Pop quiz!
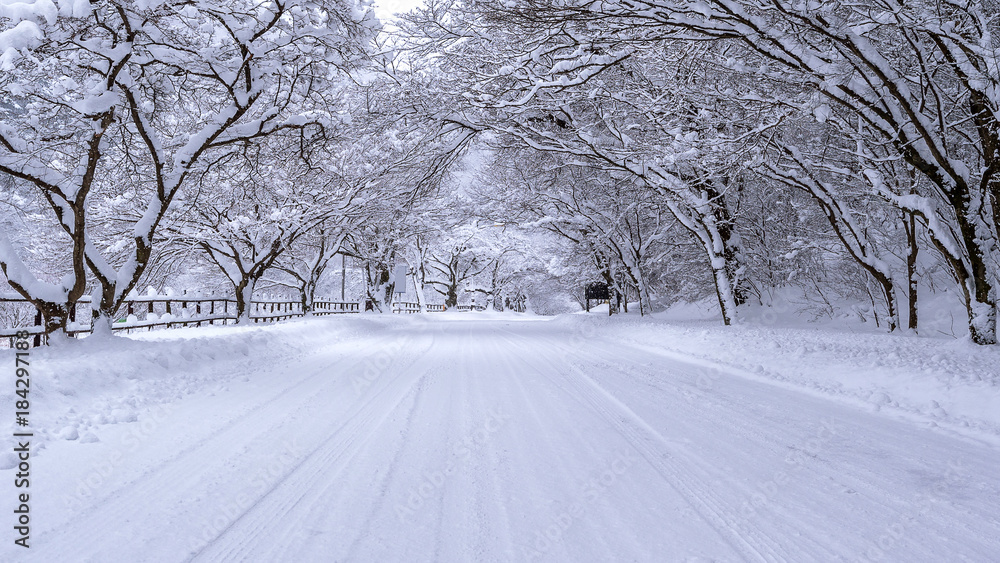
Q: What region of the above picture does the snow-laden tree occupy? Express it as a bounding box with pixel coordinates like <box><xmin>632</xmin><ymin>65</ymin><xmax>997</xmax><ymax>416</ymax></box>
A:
<box><xmin>457</xmin><ymin>0</ymin><xmax>1000</xmax><ymax>340</ymax></box>
<box><xmin>401</xmin><ymin>3</ymin><xmax>754</xmax><ymax>324</ymax></box>
<box><xmin>0</xmin><ymin>0</ymin><xmax>379</xmax><ymax>336</ymax></box>
<box><xmin>464</xmin><ymin>226</ymin><xmax>529</xmax><ymax>311</ymax></box>
<box><xmin>755</xmin><ymin>114</ymin><xmax>906</xmax><ymax>332</ymax></box>
<box><xmin>419</xmin><ymin>222</ymin><xmax>494</xmax><ymax>308</ymax></box>
<box><xmin>475</xmin><ymin>147</ymin><xmax>677</xmax><ymax>314</ymax></box>
<box><xmin>168</xmin><ymin>135</ymin><xmax>365</xmax><ymax>321</ymax></box>
<box><xmin>347</xmin><ymin>213</ymin><xmax>406</xmax><ymax>310</ymax></box>
<box><xmin>269</xmin><ymin>225</ymin><xmax>351</xmax><ymax>313</ymax></box>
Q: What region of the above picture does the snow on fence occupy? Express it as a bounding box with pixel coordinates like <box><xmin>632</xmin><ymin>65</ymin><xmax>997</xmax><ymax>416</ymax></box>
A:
<box><xmin>392</xmin><ymin>302</ymin><xmax>422</xmax><ymax>314</ymax></box>
<box><xmin>0</xmin><ymin>291</ymin><xmax>359</xmax><ymax>347</ymax></box>
<box><xmin>312</xmin><ymin>301</ymin><xmax>361</xmax><ymax>315</ymax></box>
<box><xmin>391</xmin><ymin>302</ymin><xmax>451</xmax><ymax>313</ymax></box>
<box><xmin>391</xmin><ymin>302</ymin><xmax>476</xmax><ymax>313</ymax></box>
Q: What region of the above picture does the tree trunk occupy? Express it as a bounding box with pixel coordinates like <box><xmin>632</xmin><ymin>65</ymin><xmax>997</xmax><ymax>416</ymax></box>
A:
<box><xmin>667</xmin><ymin>177</ymin><xmax>746</xmax><ymax>326</ymax></box>
<box><xmin>40</xmin><ymin>302</ymin><xmax>71</xmax><ymax>338</ymax></box>
<box><xmin>414</xmin><ymin>273</ymin><xmax>427</xmax><ymax>312</ymax></box>
<box><xmin>903</xmin><ymin>210</ymin><xmax>919</xmax><ymax>331</ymax></box>
<box><xmin>234</xmin><ymin>278</ymin><xmax>255</xmax><ymax>323</ymax></box>
<box><xmin>90</xmin><ymin>310</ymin><xmax>115</xmax><ymax>337</ymax></box>
<box><xmin>711</xmin><ymin>262</ymin><xmax>740</xmax><ymax>326</ymax></box>
<box><xmin>949</xmin><ymin>184</ymin><xmax>997</xmax><ymax>344</ymax></box>
<box><xmin>2</xmin><ymin>236</ymin><xmax>87</xmax><ymax>341</ymax></box>
<box><xmin>445</xmin><ymin>283</ymin><xmax>459</xmax><ymax>308</ymax></box>
<box><xmin>710</xmin><ymin>191</ymin><xmax>750</xmax><ymax>307</ymax></box>
<box><xmin>300</xmin><ymin>278</ymin><xmax>317</xmax><ymax>315</ymax></box>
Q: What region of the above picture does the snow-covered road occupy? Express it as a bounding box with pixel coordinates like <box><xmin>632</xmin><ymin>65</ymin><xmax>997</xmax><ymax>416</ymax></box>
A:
<box><xmin>10</xmin><ymin>315</ymin><xmax>1000</xmax><ymax>561</ymax></box>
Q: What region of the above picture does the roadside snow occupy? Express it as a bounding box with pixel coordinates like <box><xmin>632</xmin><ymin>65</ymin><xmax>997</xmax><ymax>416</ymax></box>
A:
<box><xmin>559</xmin><ymin>313</ymin><xmax>1000</xmax><ymax>443</ymax></box>
<box><xmin>0</xmin><ymin>318</ymin><xmax>375</xmax><ymax>471</ymax></box>
<box><xmin>0</xmin><ymin>311</ymin><xmax>997</xmax><ymax>561</ymax></box>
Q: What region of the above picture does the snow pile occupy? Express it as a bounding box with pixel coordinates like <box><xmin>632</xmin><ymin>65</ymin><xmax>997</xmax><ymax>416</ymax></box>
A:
<box><xmin>0</xmin><ymin>317</ymin><xmax>375</xmax><ymax>470</ymax></box>
<box><xmin>554</xmin><ymin>311</ymin><xmax>1000</xmax><ymax>442</ymax></box>
<box><xmin>0</xmin><ymin>0</ymin><xmax>90</xmax><ymax>70</ymax></box>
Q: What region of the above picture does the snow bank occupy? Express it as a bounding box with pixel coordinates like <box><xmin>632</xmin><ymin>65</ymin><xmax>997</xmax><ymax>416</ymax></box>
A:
<box><xmin>4</xmin><ymin>309</ymin><xmax>997</xmax><ymax>477</ymax></box>
<box><xmin>0</xmin><ymin>317</ymin><xmax>378</xmax><ymax>470</ymax></box>
<box><xmin>552</xmin><ymin>311</ymin><xmax>1000</xmax><ymax>444</ymax></box>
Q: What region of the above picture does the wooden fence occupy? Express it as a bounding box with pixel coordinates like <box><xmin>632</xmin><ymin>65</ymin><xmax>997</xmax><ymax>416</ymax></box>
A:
<box><xmin>391</xmin><ymin>302</ymin><xmax>481</xmax><ymax>314</ymax></box>
<box><xmin>1</xmin><ymin>293</ymin><xmax>359</xmax><ymax>347</ymax></box>
<box><xmin>1</xmin><ymin>291</ymin><xmax>492</xmax><ymax>347</ymax></box>
<box><xmin>392</xmin><ymin>302</ymin><xmax>452</xmax><ymax>314</ymax></box>
<box><xmin>391</xmin><ymin>301</ymin><xmax>422</xmax><ymax>314</ymax></box>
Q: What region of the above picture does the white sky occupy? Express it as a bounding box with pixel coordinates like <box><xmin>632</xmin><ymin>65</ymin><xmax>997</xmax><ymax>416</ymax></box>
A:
<box><xmin>372</xmin><ymin>0</ymin><xmax>425</xmax><ymax>20</ymax></box>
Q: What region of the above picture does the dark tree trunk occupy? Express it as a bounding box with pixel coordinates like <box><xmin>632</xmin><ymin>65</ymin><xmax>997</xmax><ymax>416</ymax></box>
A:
<box><xmin>904</xmin><ymin>210</ymin><xmax>919</xmax><ymax>331</ymax></box>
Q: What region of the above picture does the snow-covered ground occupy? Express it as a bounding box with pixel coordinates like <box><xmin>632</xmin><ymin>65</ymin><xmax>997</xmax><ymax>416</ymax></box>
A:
<box><xmin>1</xmin><ymin>312</ymin><xmax>999</xmax><ymax>561</ymax></box>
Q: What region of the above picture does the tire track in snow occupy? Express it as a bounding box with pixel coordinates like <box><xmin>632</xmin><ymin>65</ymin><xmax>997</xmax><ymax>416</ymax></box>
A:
<box><xmin>34</xmin><ymin>331</ymin><xmax>431</xmax><ymax>562</ymax></box>
<box><xmin>339</xmin><ymin>371</ymin><xmax>431</xmax><ymax>560</ymax></box>
<box><xmin>190</xmin><ymin>335</ymin><xmax>438</xmax><ymax>562</ymax></box>
<box><xmin>563</xmin><ymin>355</ymin><xmax>846</xmax><ymax>558</ymax></box>
<box><xmin>488</xmin><ymin>326</ymin><xmax>652</xmax><ymax>562</ymax></box>
<box><xmin>496</xmin><ymin>326</ymin><xmax>802</xmax><ymax>562</ymax></box>
<box><xmin>459</xmin><ymin>324</ymin><xmax>522</xmax><ymax>562</ymax></box>
<box><xmin>562</xmin><ymin>335</ymin><xmax>1000</xmax><ymax>560</ymax></box>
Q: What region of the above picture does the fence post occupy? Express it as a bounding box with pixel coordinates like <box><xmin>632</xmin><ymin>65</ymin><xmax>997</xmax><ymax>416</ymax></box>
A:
<box><xmin>33</xmin><ymin>311</ymin><xmax>42</xmax><ymax>347</ymax></box>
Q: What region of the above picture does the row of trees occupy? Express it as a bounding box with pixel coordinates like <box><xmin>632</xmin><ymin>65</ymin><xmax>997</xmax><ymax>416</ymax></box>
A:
<box><xmin>0</xmin><ymin>0</ymin><xmax>385</xmax><ymax>334</ymax></box>
<box><xmin>0</xmin><ymin>0</ymin><xmax>525</xmax><ymax>334</ymax></box>
<box><xmin>3</xmin><ymin>0</ymin><xmax>999</xmax><ymax>344</ymax></box>
<box><xmin>391</xmin><ymin>0</ymin><xmax>1000</xmax><ymax>344</ymax></box>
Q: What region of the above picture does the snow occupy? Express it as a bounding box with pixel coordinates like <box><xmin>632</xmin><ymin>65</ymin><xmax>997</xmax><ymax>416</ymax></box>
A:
<box><xmin>813</xmin><ymin>103</ymin><xmax>831</xmax><ymax>123</ymax></box>
<box><xmin>2</xmin><ymin>313</ymin><xmax>999</xmax><ymax>560</ymax></box>
<box><xmin>0</xmin><ymin>20</ymin><xmax>41</xmax><ymax>69</ymax></box>
<box><xmin>0</xmin><ymin>231</ymin><xmax>69</xmax><ymax>303</ymax></box>
<box><xmin>592</xmin><ymin>310</ymin><xmax>1000</xmax><ymax>441</ymax></box>
<box><xmin>0</xmin><ymin>0</ymin><xmax>55</xmax><ymax>24</ymax></box>
<box><xmin>70</xmin><ymin>91</ymin><xmax>119</xmax><ymax>115</ymax></box>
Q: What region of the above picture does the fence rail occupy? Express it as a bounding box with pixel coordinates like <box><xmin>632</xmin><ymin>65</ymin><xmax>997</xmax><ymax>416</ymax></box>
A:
<box><xmin>392</xmin><ymin>301</ymin><xmax>421</xmax><ymax>314</ymax></box>
<box><xmin>313</xmin><ymin>301</ymin><xmax>360</xmax><ymax>315</ymax></box>
<box><xmin>1</xmin><ymin>294</ymin><xmax>360</xmax><ymax>347</ymax></box>
<box><xmin>391</xmin><ymin>302</ymin><xmax>481</xmax><ymax>313</ymax></box>
<box><xmin>2</xmin><ymin>292</ymin><xmax>489</xmax><ymax>346</ymax></box>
